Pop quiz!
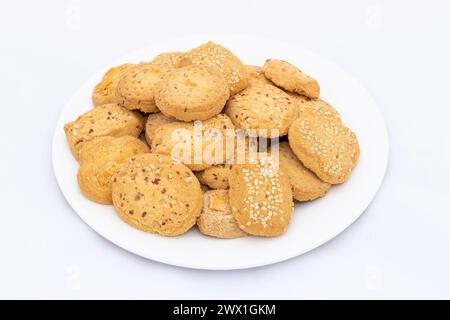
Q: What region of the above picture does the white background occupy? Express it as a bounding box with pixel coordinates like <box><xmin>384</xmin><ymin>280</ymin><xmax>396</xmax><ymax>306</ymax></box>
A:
<box><xmin>0</xmin><ymin>0</ymin><xmax>449</xmax><ymax>299</ymax></box>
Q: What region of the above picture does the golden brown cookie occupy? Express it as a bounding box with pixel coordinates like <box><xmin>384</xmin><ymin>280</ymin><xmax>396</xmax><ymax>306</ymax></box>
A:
<box><xmin>115</xmin><ymin>62</ymin><xmax>171</xmax><ymax>113</ymax></box>
<box><xmin>246</xmin><ymin>65</ymin><xmax>271</xmax><ymax>85</ymax></box>
<box><xmin>77</xmin><ymin>136</ymin><xmax>149</xmax><ymax>204</ymax></box>
<box><xmin>288</xmin><ymin>112</ymin><xmax>360</xmax><ymax>184</ymax></box>
<box><xmin>111</xmin><ymin>153</ymin><xmax>203</xmax><ymax>236</ymax></box>
<box><xmin>263</xmin><ymin>59</ymin><xmax>320</xmax><ymax>98</ymax></box>
<box><xmin>276</xmin><ymin>142</ymin><xmax>331</xmax><ymax>201</ymax></box>
<box><xmin>197</xmin><ymin>190</ymin><xmax>248</xmax><ymax>239</ymax></box>
<box><xmin>92</xmin><ymin>63</ymin><xmax>135</xmax><ymax>107</ymax></box>
<box><xmin>229</xmin><ymin>154</ymin><xmax>294</xmax><ymax>237</ymax></box>
<box><xmin>156</xmin><ymin>65</ymin><xmax>229</xmax><ymax>121</ymax></box>
<box><xmin>64</xmin><ymin>103</ymin><xmax>144</xmax><ymax>160</ymax></box>
<box><xmin>289</xmin><ymin>93</ymin><xmax>340</xmax><ymax>119</ymax></box>
<box><xmin>151</xmin><ymin>114</ymin><xmax>235</xmax><ymax>171</ymax></box>
<box><xmin>225</xmin><ymin>83</ymin><xmax>299</xmax><ymax>138</ymax></box>
<box><xmin>178</xmin><ymin>41</ymin><xmax>249</xmax><ymax>95</ymax></box>
<box><xmin>144</xmin><ymin>112</ymin><xmax>176</xmax><ymax>147</ymax></box>
<box><xmin>195</xmin><ymin>164</ymin><xmax>232</xmax><ymax>189</ymax></box>
<box><xmin>150</xmin><ymin>51</ymin><xmax>183</xmax><ymax>68</ymax></box>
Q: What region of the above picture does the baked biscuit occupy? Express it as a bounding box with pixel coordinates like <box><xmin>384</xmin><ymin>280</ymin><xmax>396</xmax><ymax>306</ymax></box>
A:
<box><xmin>229</xmin><ymin>154</ymin><xmax>294</xmax><ymax>237</ymax></box>
<box><xmin>288</xmin><ymin>112</ymin><xmax>360</xmax><ymax>184</ymax></box>
<box><xmin>196</xmin><ymin>164</ymin><xmax>232</xmax><ymax>189</ymax></box>
<box><xmin>156</xmin><ymin>65</ymin><xmax>229</xmax><ymax>121</ymax></box>
<box><xmin>77</xmin><ymin>136</ymin><xmax>149</xmax><ymax>204</ymax></box>
<box><xmin>150</xmin><ymin>51</ymin><xmax>183</xmax><ymax>68</ymax></box>
<box><xmin>151</xmin><ymin>114</ymin><xmax>235</xmax><ymax>171</ymax></box>
<box><xmin>197</xmin><ymin>190</ymin><xmax>248</xmax><ymax>239</ymax></box>
<box><xmin>64</xmin><ymin>103</ymin><xmax>144</xmax><ymax>160</ymax></box>
<box><xmin>263</xmin><ymin>59</ymin><xmax>320</xmax><ymax>98</ymax></box>
<box><xmin>111</xmin><ymin>153</ymin><xmax>203</xmax><ymax>236</ymax></box>
<box><xmin>115</xmin><ymin>62</ymin><xmax>171</xmax><ymax>113</ymax></box>
<box><xmin>225</xmin><ymin>83</ymin><xmax>299</xmax><ymax>138</ymax></box>
<box><xmin>289</xmin><ymin>93</ymin><xmax>340</xmax><ymax>119</ymax></box>
<box><xmin>144</xmin><ymin>112</ymin><xmax>175</xmax><ymax>147</ymax></box>
<box><xmin>178</xmin><ymin>41</ymin><xmax>249</xmax><ymax>95</ymax></box>
<box><xmin>92</xmin><ymin>63</ymin><xmax>135</xmax><ymax>107</ymax></box>
<box><xmin>276</xmin><ymin>142</ymin><xmax>331</xmax><ymax>201</ymax></box>
<box><xmin>246</xmin><ymin>65</ymin><xmax>271</xmax><ymax>85</ymax></box>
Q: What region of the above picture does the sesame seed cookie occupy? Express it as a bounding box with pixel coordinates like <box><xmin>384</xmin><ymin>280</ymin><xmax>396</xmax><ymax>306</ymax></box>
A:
<box><xmin>263</xmin><ymin>59</ymin><xmax>320</xmax><ymax>98</ymax></box>
<box><xmin>111</xmin><ymin>153</ymin><xmax>203</xmax><ymax>236</ymax></box>
<box><xmin>195</xmin><ymin>164</ymin><xmax>232</xmax><ymax>189</ymax></box>
<box><xmin>225</xmin><ymin>83</ymin><xmax>299</xmax><ymax>138</ymax></box>
<box><xmin>276</xmin><ymin>142</ymin><xmax>331</xmax><ymax>201</ymax></box>
<box><xmin>289</xmin><ymin>93</ymin><xmax>340</xmax><ymax>119</ymax></box>
<box><xmin>178</xmin><ymin>41</ymin><xmax>249</xmax><ymax>95</ymax></box>
<box><xmin>197</xmin><ymin>190</ymin><xmax>248</xmax><ymax>239</ymax></box>
<box><xmin>288</xmin><ymin>111</ymin><xmax>360</xmax><ymax>184</ymax></box>
<box><xmin>77</xmin><ymin>136</ymin><xmax>150</xmax><ymax>204</ymax></box>
<box><xmin>64</xmin><ymin>103</ymin><xmax>144</xmax><ymax>160</ymax></box>
<box><xmin>115</xmin><ymin>62</ymin><xmax>171</xmax><ymax>113</ymax></box>
<box><xmin>229</xmin><ymin>154</ymin><xmax>294</xmax><ymax>237</ymax></box>
<box><xmin>155</xmin><ymin>65</ymin><xmax>230</xmax><ymax>121</ymax></box>
<box><xmin>92</xmin><ymin>63</ymin><xmax>135</xmax><ymax>107</ymax></box>
<box><xmin>151</xmin><ymin>114</ymin><xmax>235</xmax><ymax>171</ymax></box>
<box><xmin>144</xmin><ymin>112</ymin><xmax>176</xmax><ymax>147</ymax></box>
<box><xmin>150</xmin><ymin>51</ymin><xmax>183</xmax><ymax>68</ymax></box>
<box><xmin>246</xmin><ymin>65</ymin><xmax>271</xmax><ymax>85</ymax></box>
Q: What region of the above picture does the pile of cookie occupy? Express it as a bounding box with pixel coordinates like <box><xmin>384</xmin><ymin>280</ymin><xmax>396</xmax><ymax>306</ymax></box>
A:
<box><xmin>64</xmin><ymin>41</ymin><xmax>360</xmax><ymax>238</ymax></box>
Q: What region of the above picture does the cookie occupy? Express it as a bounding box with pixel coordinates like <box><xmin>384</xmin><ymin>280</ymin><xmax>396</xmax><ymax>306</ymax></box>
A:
<box><xmin>151</xmin><ymin>114</ymin><xmax>235</xmax><ymax>171</ymax></box>
<box><xmin>263</xmin><ymin>59</ymin><xmax>320</xmax><ymax>98</ymax></box>
<box><xmin>288</xmin><ymin>111</ymin><xmax>360</xmax><ymax>184</ymax></box>
<box><xmin>225</xmin><ymin>83</ymin><xmax>299</xmax><ymax>137</ymax></box>
<box><xmin>229</xmin><ymin>154</ymin><xmax>294</xmax><ymax>237</ymax></box>
<box><xmin>289</xmin><ymin>93</ymin><xmax>340</xmax><ymax>119</ymax></box>
<box><xmin>178</xmin><ymin>41</ymin><xmax>249</xmax><ymax>95</ymax></box>
<box><xmin>246</xmin><ymin>65</ymin><xmax>271</xmax><ymax>85</ymax></box>
<box><xmin>150</xmin><ymin>51</ymin><xmax>183</xmax><ymax>68</ymax></box>
<box><xmin>92</xmin><ymin>63</ymin><xmax>135</xmax><ymax>107</ymax></box>
<box><xmin>115</xmin><ymin>62</ymin><xmax>171</xmax><ymax>113</ymax></box>
<box><xmin>111</xmin><ymin>153</ymin><xmax>203</xmax><ymax>236</ymax></box>
<box><xmin>144</xmin><ymin>112</ymin><xmax>176</xmax><ymax>147</ymax></box>
<box><xmin>197</xmin><ymin>190</ymin><xmax>248</xmax><ymax>239</ymax></box>
<box><xmin>64</xmin><ymin>103</ymin><xmax>144</xmax><ymax>160</ymax></box>
<box><xmin>195</xmin><ymin>164</ymin><xmax>232</xmax><ymax>189</ymax></box>
<box><xmin>77</xmin><ymin>136</ymin><xmax>150</xmax><ymax>204</ymax></box>
<box><xmin>276</xmin><ymin>142</ymin><xmax>331</xmax><ymax>201</ymax></box>
<box><xmin>156</xmin><ymin>65</ymin><xmax>229</xmax><ymax>121</ymax></box>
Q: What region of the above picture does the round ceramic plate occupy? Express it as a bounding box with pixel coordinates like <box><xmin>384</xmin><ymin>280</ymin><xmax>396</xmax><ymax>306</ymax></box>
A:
<box><xmin>52</xmin><ymin>34</ymin><xmax>389</xmax><ymax>270</ymax></box>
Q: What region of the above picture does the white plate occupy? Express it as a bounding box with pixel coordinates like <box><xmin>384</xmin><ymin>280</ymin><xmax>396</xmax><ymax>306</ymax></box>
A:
<box><xmin>52</xmin><ymin>34</ymin><xmax>389</xmax><ymax>270</ymax></box>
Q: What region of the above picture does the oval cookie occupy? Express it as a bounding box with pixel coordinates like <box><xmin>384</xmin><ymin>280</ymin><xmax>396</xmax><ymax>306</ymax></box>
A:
<box><xmin>195</xmin><ymin>164</ymin><xmax>232</xmax><ymax>189</ymax></box>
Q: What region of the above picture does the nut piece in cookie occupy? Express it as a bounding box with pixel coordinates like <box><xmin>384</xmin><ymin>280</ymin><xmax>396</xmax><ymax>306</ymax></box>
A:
<box><xmin>197</xmin><ymin>190</ymin><xmax>248</xmax><ymax>239</ymax></box>
<box><xmin>276</xmin><ymin>142</ymin><xmax>331</xmax><ymax>201</ymax></box>
<box><xmin>178</xmin><ymin>41</ymin><xmax>249</xmax><ymax>95</ymax></box>
<box><xmin>151</xmin><ymin>114</ymin><xmax>235</xmax><ymax>171</ymax></box>
<box><xmin>288</xmin><ymin>112</ymin><xmax>360</xmax><ymax>184</ymax></box>
<box><xmin>263</xmin><ymin>59</ymin><xmax>320</xmax><ymax>98</ymax></box>
<box><xmin>225</xmin><ymin>83</ymin><xmax>299</xmax><ymax>138</ymax></box>
<box><xmin>77</xmin><ymin>136</ymin><xmax>149</xmax><ymax>204</ymax></box>
<box><xmin>150</xmin><ymin>51</ymin><xmax>183</xmax><ymax>68</ymax></box>
<box><xmin>115</xmin><ymin>62</ymin><xmax>171</xmax><ymax>113</ymax></box>
<box><xmin>145</xmin><ymin>112</ymin><xmax>176</xmax><ymax>147</ymax></box>
<box><xmin>92</xmin><ymin>63</ymin><xmax>135</xmax><ymax>107</ymax></box>
<box><xmin>112</xmin><ymin>153</ymin><xmax>203</xmax><ymax>236</ymax></box>
<box><xmin>64</xmin><ymin>103</ymin><xmax>144</xmax><ymax>160</ymax></box>
<box><xmin>156</xmin><ymin>65</ymin><xmax>230</xmax><ymax>121</ymax></box>
<box><xmin>195</xmin><ymin>164</ymin><xmax>232</xmax><ymax>189</ymax></box>
<box><xmin>229</xmin><ymin>154</ymin><xmax>294</xmax><ymax>237</ymax></box>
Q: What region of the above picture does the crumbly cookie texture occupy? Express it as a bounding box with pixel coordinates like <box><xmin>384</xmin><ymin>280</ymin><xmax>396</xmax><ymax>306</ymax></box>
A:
<box><xmin>115</xmin><ymin>62</ymin><xmax>171</xmax><ymax>113</ymax></box>
<box><xmin>111</xmin><ymin>153</ymin><xmax>203</xmax><ymax>236</ymax></box>
<box><xmin>225</xmin><ymin>83</ymin><xmax>299</xmax><ymax>138</ymax></box>
<box><xmin>145</xmin><ymin>112</ymin><xmax>176</xmax><ymax>147</ymax></box>
<box><xmin>276</xmin><ymin>142</ymin><xmax>331</xmax><ymax>201</ymax></box>
<box><xmin>263</xmin><ymin>59</ymin><xmax>320</xmax><ymax>98</ymax></box>
<box><xmin>246</xmin><ymin>65</ymin><xmax>272</xmax><ymax>85</ymax></box>
<box><xmin>178</xmin><ymin>41</ymin><xmax>249</xmax><ymax>95</ymax></box>
<box><xmin>156</xmin><ymin>65</ymin><xmax>230</xmax><ymax>121</ymax></box>
<box><xmin>289</xmin><ymin>93</ymin><xmax>340</xmax><ymax>119</ymax></box>
<box><xmin>64</xmin><ymin>103</ymin><xmax>144</xmax><ymax>160</ymax></box>
<box><xmin>196</xmin><ymin>164</ymin><xmax>232</xmax><ymax>189</ymax></box>
<box><xmin>229</xmin><ymin>154</ymin><xmax>294</xmax><ymax>237</ymax></box>
<box><xmin>197</xmin><ymin>190</ymin><xmax>248</xmax><ymax>239</ymax></box>
<box><xmin>288</xmin><ymin>111</ymin><xmax>360</xmax><ymax>184</ymax></box>
<box><xmin>77</xmin><ymin>136</ymin><xmax>149</xmax><ymax>204</ymax></box>
<box><xmin>150</xmin><ymin>52</ymin><xmax>183</xmax><ymax>68</ymax></box>
<box><xmin>151</xmin><ymin>114</ymin><xmax>235</xmax><ymax>171</ymax></box>
<box><xmin>92</xmin><ymin>63</ymin><xmax>135</xmax><ymax>107</ymax></box>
